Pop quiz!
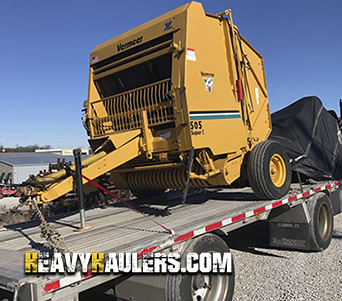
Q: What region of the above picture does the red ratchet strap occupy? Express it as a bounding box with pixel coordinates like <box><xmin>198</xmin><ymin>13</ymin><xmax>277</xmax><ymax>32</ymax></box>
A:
<box><xmin>82</xmin><ymin>174</ymin><xmax>175</xmax><ymax>236</ymax></box>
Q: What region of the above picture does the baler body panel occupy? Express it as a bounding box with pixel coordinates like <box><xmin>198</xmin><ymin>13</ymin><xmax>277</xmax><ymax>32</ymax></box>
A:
<box><xmin>184</xmin><ymin>3</ymin><xmax>247</xmax><ymax>155</ymax></box>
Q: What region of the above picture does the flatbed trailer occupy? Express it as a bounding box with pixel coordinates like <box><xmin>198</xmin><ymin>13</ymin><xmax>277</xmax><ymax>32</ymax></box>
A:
<box><xmin>0</xmin><ymin>181</ymin><xmax>341</xmax><ymax>301</ymax></box>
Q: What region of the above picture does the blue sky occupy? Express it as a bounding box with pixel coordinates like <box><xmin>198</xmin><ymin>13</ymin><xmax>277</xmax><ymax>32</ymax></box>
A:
<box><xmin>1</xmin><ymin>0</ymin><xmax>341</xmax><ymax>148</ymax></box>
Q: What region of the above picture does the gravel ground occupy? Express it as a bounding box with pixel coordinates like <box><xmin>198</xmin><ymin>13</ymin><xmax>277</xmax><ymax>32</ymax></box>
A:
<box><xmin>232</xmin><ymin>214</ymin><xmax>342</xmax><ymax>301</ymax></box>
<box><xmin>0</xmin><ymin>196</ymin><xmax>20</xmax><ymax>209</ymax></box>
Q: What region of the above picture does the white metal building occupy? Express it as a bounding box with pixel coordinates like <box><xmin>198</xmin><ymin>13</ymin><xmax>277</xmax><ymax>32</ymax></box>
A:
<box><xmin>0</xmin><ymin>153</ymin><xmax>86</xmax><ymax>184</ymax></box>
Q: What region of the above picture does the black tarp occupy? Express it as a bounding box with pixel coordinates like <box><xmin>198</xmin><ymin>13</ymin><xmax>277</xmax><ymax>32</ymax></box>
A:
<box><xmin>270</xmin><ymin>96</ymin><xmax>342</xmax><ymax>181</ymax></box>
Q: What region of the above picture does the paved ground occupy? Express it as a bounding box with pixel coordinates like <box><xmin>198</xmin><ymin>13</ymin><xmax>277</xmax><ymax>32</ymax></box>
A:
<box><xmin>232</xmin><ymin>214</ymin><xmax>342</xmax><ymax>301</ymax></box>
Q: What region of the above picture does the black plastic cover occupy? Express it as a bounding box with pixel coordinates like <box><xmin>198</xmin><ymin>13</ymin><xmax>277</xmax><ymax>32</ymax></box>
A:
<box><xmin>270</xmin><ymin>96</ymin><xmax>342</xmax><ymax>180</ymax></box>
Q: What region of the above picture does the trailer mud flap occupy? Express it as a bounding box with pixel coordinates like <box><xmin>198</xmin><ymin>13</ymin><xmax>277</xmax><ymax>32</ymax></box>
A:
<box><xmin>269</xmin><ymin>202</ymin><xmax>311</xmax><ymax>250</ymax></box>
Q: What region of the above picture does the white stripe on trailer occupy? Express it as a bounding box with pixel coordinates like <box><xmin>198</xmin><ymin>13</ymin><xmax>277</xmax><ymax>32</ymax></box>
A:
<box><xmin>265</xmin><ymin>204</ymin><xmax>273</xmax><ymax>211</ymax></box>
<box><xmin>59</xmin><ymin>272</ymin><xmax>83</xmax><ymax>288</ymax></box>
<box><xmin>245</xmin><ymin>211</ymin><xmax>254</xmax><ymax>218</ymax></box>
<box><xmin>222</xmin><ymin>218</ymin><xmax>232</xmax><ymax>226</ymax></box>
<box><xmin>44</xmin><ymin>270</ymin><xmax>92</xmax><ymax>293</ymax></box>
<box><xmin>194</xmin><ymin>228</ymin><xmax>206</xmax><ymax>236</ymax></box>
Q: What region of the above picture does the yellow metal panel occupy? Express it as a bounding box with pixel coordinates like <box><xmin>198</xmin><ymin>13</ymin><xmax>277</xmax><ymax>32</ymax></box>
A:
<box><xmin>184</xmin><ymin>3</ymin><xmax>248</xmax><ymax>155</ymax></box>
<box><xmin>109</xmin><ymin>129</ymin><xmax>141</xmax><ymax>149</ymax></box>
<box><xmin>91</xmin><ymin>3</ymin><xmax>190</xmax><ymax>61</ymax></box>
<box><xmin>239</xmin><ymin>36</ymin><xmax>272</xmax><ymax>144</ymax></box>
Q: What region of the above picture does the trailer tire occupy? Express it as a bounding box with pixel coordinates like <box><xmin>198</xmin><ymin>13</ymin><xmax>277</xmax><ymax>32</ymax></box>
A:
<box><xmin>131</xmin><ymin>189</ymin><xmax>165</xmax><ymax>199</ymax></box>
<box><xmin>247</xmin><ymin>140</ymin><xmax>291</xmax><ymax>200</ymax></box>
<box><xmin>307</xmin><ymin>193</ymin><xmax>333</xmax><ymax>251</ymax></box>
<box><xmin>166</xmin><ymin>233</ymin><xmax>234</xmax><ymax>301</ymax></box>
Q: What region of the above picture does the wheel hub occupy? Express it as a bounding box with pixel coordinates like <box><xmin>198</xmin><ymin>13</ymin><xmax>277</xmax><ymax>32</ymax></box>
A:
<box><xmin>317</xmin><ymin>203</ymin><xmax>331</xmax><ymax>241</ymax></box>
<box><xmin>269</xmin><ymin>153</ymin><xmax>286</xmax><ymax>187</ymax></box>
<box><xmin>193</xmin><ymin>274</ymin><xmax>206</xmax><ymax>290</ymax></box>
<box><xmin>192</xmin><ymin>274</ymin><xmax>210</xmax><ymax>301</ymax></box>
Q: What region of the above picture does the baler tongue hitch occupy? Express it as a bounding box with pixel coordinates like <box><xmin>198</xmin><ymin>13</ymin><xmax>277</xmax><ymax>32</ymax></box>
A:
<box><xmin>23</xmin><ymin>135</ymin><xmax>142</xmax><ymax>204</ymax></box>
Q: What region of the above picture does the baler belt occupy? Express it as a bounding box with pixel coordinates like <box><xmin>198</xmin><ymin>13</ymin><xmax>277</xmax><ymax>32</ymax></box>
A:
<box><xmin>82</xmin><ymin>174</ymin><xmax>175</xmax><ymax>236</ymax></box>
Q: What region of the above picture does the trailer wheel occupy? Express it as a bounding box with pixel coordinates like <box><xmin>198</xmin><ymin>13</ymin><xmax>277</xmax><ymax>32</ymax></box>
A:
<box><xmin>247</xmin><ymin>140</ymin><xmax>291</xmax><ymax>200</ymax></box>
<box><xmin>307</xmin><ymin>193</ymin><xmax>333</xmax><ymax>251</ymax></box>
<box><xmin>131</xmin><ymin>189</ymin><xmax>165</xmax><ymax>199</ymax></box>
<box><xmin>166</xmin><ymin>234</ymin><xmax>234</xmax><ymax>301</ymax></box>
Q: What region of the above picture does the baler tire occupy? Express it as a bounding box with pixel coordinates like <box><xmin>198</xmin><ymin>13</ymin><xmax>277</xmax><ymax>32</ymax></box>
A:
<box><xmin>131</xmin><ymin>189</ymin><xmax>165</xmax><ymax>199</ymax></box>
<box><xmin>166</xmin><ymin>233</ymin><xmax>234</xmax><ymax>301</ymax></box>
<box><xmin>307</xmin><ymin>193</ymin><xmax>333</xmax><ymax>251</ymax></box>
<box><xmin>247</xmin><ymin>140</ymin><xmax>291</xmax><ymax>200</ymax></box>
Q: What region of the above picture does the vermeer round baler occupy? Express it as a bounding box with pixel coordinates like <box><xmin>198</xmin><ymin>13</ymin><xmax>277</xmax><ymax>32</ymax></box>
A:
<box><xmin>24</xmin><ymin>2</ymin><xmax>291</xmax><ymax>203</ymax></box>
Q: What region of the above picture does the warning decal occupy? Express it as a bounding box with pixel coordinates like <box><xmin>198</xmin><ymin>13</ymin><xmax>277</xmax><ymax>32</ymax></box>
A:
<box><xmin>186</xmin><ymin>48</ymin><xmax>196</xmax><ymax>61</ymax></box>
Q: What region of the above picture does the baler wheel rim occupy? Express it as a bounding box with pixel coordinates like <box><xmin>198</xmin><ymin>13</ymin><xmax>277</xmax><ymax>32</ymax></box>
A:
<box><xmin>269</xmin><ymin>153</ymin><xmax>286</xmax><ymax>188</ymax></box>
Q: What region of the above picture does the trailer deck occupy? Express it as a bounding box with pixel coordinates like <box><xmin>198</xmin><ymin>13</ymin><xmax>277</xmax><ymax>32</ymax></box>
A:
<box><xmin>0</xmin><ymin>181</ymin><xmax>340</xmax><ymax>299</ymax></box>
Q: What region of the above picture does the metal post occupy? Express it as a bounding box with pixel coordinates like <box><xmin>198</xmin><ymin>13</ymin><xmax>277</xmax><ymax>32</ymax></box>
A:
<box><xmin>182</xmin><ymin>147</ymin><xmax>194</xmax><ymax>204</ymax></box>
<box><xmin>296</xmin><ymin>171</ymin><xmax>303</xmax><ymax>193</ymax></box>
<box><xmin>73</xmin><ymin>149</ymin><xmax>86</xmax><ymax>229</ymax></box>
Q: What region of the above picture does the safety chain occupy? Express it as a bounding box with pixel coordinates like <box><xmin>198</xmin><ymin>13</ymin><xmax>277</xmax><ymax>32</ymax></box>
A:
<box><xmin>288</xmin><ymin>187</ymin><xmax>303</xmax><ymax>196</ymax></box>
<box><xmin>31</xmin><ymin>200</ymin><xmax>70</xmax><ymax>254</ymax></box>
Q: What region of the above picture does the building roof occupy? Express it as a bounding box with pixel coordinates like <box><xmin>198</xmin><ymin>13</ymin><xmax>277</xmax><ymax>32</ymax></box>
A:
<box><xmin>0</xmin><ymin>152</ymin><xmax>88</xmax><ymax>166</ymax></box>
<box><xmin>35</xmin><ymin>148</ymin><xmax>89</xmax><ymax>155</ymax></box>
